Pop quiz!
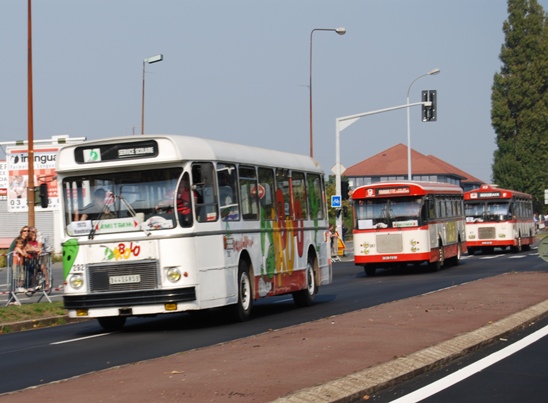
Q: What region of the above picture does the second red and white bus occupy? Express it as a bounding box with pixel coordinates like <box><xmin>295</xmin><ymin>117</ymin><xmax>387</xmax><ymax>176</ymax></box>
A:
<box><xmin>351</xmin><ymin>181</ymin><xmax>466</xmax><ymax>276</ymax></box>
<box><xmin>464</xmin><ymin>184</ymin><xmax>535</xmax><ymax>254</ymax></box>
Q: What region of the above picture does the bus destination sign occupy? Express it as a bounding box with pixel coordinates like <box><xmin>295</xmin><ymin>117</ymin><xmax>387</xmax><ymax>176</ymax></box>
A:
<box><xmin>75</xmin><ymin>140</ymin><xmax>159</xmax><ymax>163</ymax></box>
<box><xmin>377</xmin><ymin>187</ymin><xmax>410</xmax><ymax>196</ymax></box>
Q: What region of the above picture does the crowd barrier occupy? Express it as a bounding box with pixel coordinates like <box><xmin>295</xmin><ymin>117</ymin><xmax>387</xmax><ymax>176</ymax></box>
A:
<box><xmin>3</xmin><ymin>251</ymin><xmax>54</xmax><ymax>306</ymax></box>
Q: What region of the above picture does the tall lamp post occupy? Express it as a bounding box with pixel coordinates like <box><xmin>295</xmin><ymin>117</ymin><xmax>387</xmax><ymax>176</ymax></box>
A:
<box><xmin>141</xmin><ymin>54</ymin><xmax>163</xmax><ymax>135</ymax></box>
<box><xmin>406</xmin><ymin>68</ymin><xmax>440</xmax><ymax>180</ymax></box>
<box><xmin>27</xmin><ymin>0</ymin><xmax>35</xmax><ymax>226</ymax></box>
<box><xmin>309</xmin><ymin>27</ymin><xmax>346</xmax><ymax>157</ymax></box>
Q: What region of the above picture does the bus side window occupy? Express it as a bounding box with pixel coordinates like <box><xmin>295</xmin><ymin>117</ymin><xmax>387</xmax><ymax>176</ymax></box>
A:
<box><xmin>193</xmin><ymin>162</ymin><xmax>218</xmax><ymax>222</ymax></box>
<box><xmin>293</xmin><ymin>171</ymin><xmax>307</xmax><ymax>220</ymax></box>
<box><xmin>217</xmin><ymin>163</ymin><xmax>240</xmax><ymax>221</ymax></box>
<box><xmin>258</xmin><ymin>167</ymin><xmax>275</xmax><ymax>220</ymax></box>
<box><xmin>239</xmin><ymin>166</ymin><xmax>259</xmax><ymax>220</ymax></box>
<box><xmin>428</xmin><ymin>197</ymin><xmax>436</xmax><ymax>220</ymax></box>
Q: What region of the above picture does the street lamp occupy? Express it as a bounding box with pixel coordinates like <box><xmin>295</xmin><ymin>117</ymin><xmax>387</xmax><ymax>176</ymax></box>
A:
<box><xmin>141</xmin><ymin>54</ymin><xmax>164</xmax><ymax>135</ymax></box>
<box><xmin>309</xmin><ymin>27</ymin><xmax>346</xmax><ymax>157</ymax></box>
<box><xmin>406</xmin><ymin>68</ymin><xmax>440</xmax><ymax>180</ymax></box>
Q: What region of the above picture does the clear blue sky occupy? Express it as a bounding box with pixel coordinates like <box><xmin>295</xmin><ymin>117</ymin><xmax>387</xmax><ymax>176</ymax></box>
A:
<box><xmin>2</xmin><ymin>0</ymin><xmax>547</xmax><ymax>183</ymax></box>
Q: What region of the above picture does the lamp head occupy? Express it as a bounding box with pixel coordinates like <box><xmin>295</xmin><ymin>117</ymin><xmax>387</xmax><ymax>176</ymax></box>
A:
<box><xmin>428</xmin><ymin>68</ymin><xmax>441</xmax><ymax>75</ymax></box>
<box><xmin>145</xmin><ymin>54</ymin><xmax>163</xmax><ymax>64</ymax></box>
<box><xmin>335</xmin><ymin>27</ymin><xmax>347</xmax><ymax>35</ymax></box>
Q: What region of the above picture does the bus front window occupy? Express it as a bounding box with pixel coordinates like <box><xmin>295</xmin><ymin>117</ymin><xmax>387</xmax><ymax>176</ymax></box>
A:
<box><xmin>355</xmin><ymin>197</ymin><xmax>423</xmax><ymax>229</ymax></box>
<box><xmin>63</xmin><ymin>168</ymin><xmax>182</xmax><ymax>236</ymax></box>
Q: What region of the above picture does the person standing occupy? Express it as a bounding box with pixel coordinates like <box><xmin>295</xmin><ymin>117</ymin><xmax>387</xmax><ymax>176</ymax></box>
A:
<box><xmin>12</xmin><ymin>236</ymin><xmax>28</xmax><ymax>293</ymax></box>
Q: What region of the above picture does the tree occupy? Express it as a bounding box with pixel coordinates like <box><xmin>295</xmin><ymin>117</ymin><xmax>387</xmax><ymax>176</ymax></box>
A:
<box><xmin>491</xmin><ymin>0</ymin><xmax>548</xmax><ymax>212</ymax></box>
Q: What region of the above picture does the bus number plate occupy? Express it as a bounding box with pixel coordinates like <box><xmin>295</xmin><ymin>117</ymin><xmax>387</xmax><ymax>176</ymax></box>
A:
<box><xmin>109</xmin><ymin>274</ymin><xmax>141</xmax><ymax>284</ymax></box>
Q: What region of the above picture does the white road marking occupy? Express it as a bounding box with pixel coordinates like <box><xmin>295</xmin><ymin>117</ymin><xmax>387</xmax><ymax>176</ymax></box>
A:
<box><xmin>390</xmin><ymin>324</ymin><xmax>548</xmax><ymax>403</ymax></box>
<box><xmin>51</xmin><ymin>333</ymin><xmax>112</xmax><ymax>345</ymax></box>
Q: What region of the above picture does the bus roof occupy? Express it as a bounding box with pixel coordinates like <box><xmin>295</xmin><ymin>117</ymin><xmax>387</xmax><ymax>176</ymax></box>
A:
<box><xmin>56</xmin><ymin>134</ymin><xmax>323</xmax><ymax>174</ymax></box>
<box><xmin>463</xmin><ymin>184</ymin><xmax>532</xmax><ymax>201</ymax></box>
<box><xmin>351</xmin><ymin>181</ymin><xmax>463</xmax><ymax>199</ymax></box>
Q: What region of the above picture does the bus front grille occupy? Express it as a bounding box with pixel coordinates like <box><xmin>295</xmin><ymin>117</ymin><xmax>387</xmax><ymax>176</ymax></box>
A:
<box><xmin>478</xmin><ymin>227</ymin><xmax>496</xmax><ymax>239</ymax></box>
<box><xmin>88</xmin><ymin>260</ymin><xmax>159</xmax><ymax>292</ymax></box>
<box><xmin>376</xmin><ymin>233</ymin><xmax>403</xmax><ymax>253</ymax></box>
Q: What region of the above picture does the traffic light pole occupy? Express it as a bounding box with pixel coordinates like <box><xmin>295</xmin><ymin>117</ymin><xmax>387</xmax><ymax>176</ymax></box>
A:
<box><xmin>334</xmin><ymin>100</ymin><xmax>431</xmax><ymax>246</ymax></box>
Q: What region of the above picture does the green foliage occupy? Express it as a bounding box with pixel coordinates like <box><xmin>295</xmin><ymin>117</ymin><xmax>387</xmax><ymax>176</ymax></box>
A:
<box><xmin>325</xmin><ymin>175</ymin><xmax>353</xmax><ymax>237</ymax></box>
<box><xmin>492</xmin><ymin>0</ymin><xmax>548</xmax><ymax>212</ymax></box>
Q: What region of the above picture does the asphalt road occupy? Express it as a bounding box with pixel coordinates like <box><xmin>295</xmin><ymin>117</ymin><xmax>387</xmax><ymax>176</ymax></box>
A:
<box><xmin>1</xmin><ymin>246</ymin><xmax>547</xmax><ymax>395</ymax></box>
<box><xmin>367</xmin><ymin>313</ymin><xmax>548</xmax><ymax>402</ymax></box>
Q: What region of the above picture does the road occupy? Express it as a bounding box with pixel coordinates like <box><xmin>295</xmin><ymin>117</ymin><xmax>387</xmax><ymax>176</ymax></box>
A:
<box><xmin>1</xmin><ymin>246</ymin><xmax>547</xmax><ymax>395</ymax></box>
<box><xmin>367</xmin><ymin>313</ymin><xmax>548</xmax><ymax>402</ymax></box>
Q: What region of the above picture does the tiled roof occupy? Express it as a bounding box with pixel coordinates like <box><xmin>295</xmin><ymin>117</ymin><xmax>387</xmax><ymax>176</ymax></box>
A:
<box><xmin>343</xmin><ymin>143</ymin><xmax>483</xmax><ymax>184</ymax></box>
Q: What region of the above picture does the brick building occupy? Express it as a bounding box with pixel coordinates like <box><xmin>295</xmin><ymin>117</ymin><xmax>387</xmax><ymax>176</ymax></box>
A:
<box><xmin>343</xmin><ymin>143</ymin><xmax>484</xmax><ymax>192</ymax></box>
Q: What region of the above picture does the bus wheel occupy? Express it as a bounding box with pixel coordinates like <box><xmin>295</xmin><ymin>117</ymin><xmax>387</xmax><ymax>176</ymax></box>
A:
<box><xmin>364</xmin><ymin>266</ymin><xmax>376</xmax><ymax>277</ymax></box>
<box><xmin>430</xmin><ymin>241</ymin><xmax>444</xmax><ymax>272</ymax></box>
<box><xmin>452</xmin><ymin>240</ymin><xmax>462</xmax><ymax>266</ymax></box>
<box><xmin>98</xmin><ymin>316</ymin><xmax>126</xmax><ymax>331</ymax></box>
<box><xmin>233</xmin><ymin>259</ymin><xmax>253</xmax><ymax>321</ymax></box>
<box><xmin>511</xmin><ymin>237</ymin><xmax>522</xmax><ymax>253</ymax></box>
<box><xmin>293</xmin><ymin>257</ymin><xmax>316</xmax><ymax>307</ymax></box>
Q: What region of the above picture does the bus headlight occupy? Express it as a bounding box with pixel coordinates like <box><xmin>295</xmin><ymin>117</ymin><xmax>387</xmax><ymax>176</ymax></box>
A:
<box><xmin>166</xmin><ymin>267</ymin><xmax>182</xmax><ymax>283</ymax></box>
<box><xmin>69</xmin><ymin>274</ymin><xmax>84</xmax><ymax>289</ymax></box>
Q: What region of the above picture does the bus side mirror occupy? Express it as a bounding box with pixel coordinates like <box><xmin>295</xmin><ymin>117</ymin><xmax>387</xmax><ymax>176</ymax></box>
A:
<box><xmin>35</xmin><ymin>183</ymin><xmax>49</xmax><ymax>208</ymax></box>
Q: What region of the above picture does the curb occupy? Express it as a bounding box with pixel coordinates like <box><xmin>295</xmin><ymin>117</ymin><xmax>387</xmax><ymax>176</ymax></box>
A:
<box><xmin>0</xmin><ymin>316</ymin><xmax>88</xmax><ymax>334</ymax></box>
<box><xmin>274</xmin><ymin>299</ymin><xmax>548</xmax><ymax>403</ymax></box>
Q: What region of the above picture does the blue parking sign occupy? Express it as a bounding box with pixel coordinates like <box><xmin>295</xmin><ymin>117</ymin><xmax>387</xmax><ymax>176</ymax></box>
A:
<box><xmin>331</xmin><ymin>195</ymin><xmax>342</xmax><ymax>208</ymax></box>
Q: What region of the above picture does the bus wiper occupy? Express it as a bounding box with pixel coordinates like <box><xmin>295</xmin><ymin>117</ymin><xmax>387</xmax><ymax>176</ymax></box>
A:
<box><xmin>117</xmin><ymin>194</ymin><xmax>151</xmax><ymax>236</ymax></box>
<box><xmin>88</xmin><ymin>210</ymin><xmax>106</xmax><ymax>240</ymax></box>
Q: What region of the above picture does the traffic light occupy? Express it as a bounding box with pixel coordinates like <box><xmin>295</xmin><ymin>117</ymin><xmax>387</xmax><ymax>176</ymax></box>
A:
<box><xmin>35</xmin><ymin>183</ymin><xmax>49</xmax><ymax>208</ymax></box>
<box><xmin>421</xmin><ymin>90</ymin><xmax>437</xmax><ymax>122</ymax></box>
<box><xmin>341</xmin><ymin>180</ymin><xmax>350</xmax><ymax>200</ymax></box>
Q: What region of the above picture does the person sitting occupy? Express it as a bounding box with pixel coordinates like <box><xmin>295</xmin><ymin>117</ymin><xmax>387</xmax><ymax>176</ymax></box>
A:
<box><xmin>176</xmin><ymin>178</ymin><xmax>195</xmax><ymax>227</ymax></box>
<box><xmin>78</xmin><ymin>188</ymin><xmax>114</xmax><ymax>221</ymax></box>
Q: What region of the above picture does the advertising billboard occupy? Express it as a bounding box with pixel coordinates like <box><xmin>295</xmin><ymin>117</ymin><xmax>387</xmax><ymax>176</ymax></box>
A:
<box><xmin>6</xmin><ymin>147</ymin><xmax>59</xmax><ymax>212</ymax></box>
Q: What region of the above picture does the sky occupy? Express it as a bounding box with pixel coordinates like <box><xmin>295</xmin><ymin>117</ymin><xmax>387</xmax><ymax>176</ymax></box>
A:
<box><xmin>2</xmin><ymin>0</ymin><xmax>547</xmax><ymax>184</ymax></box>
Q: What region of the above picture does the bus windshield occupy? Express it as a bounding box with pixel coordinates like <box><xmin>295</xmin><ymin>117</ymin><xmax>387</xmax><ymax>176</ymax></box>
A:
<box><xmin>355</xmin><ymin>196</ymin><xmax>424</xmax><ymax>229</ymax></box>
<box><xmin>465</xmin><ymin>201</ymin><xmax>510</xmax><ymax>222</ymax></box>
<box><xmin>63</xmin><ymin>167</ymin><xmax>183</xmax><ymax>236</ymax></box>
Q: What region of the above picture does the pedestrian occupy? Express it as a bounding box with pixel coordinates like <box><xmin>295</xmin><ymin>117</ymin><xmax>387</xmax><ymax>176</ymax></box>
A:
<box><xmin>12</xmin><ymin>236</ymin><xmax>28</xmax><ymax>293</ymax></box>
<box><xmin>8</xmin><ymin>226</ymin><xmax>30</xmax><ymax>293</ymax></box>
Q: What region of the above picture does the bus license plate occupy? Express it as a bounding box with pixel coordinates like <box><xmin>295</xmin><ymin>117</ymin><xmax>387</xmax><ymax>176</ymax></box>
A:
<box><xmin>109</xmin><ymin>274</ymin><xmax>141</xmax><ymax>285</ymax></box>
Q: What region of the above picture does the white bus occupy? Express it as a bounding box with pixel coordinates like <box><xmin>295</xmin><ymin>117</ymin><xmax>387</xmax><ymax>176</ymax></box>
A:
<box><xmin>58</xmin><ymin>135</ymin><xmax>331</xmax><ymax>330</ymax></box>
<box><xmin>351</xmin><ymin>181</ymin><xmax>466</xmax><ymax>276</ymax></box>
<box><xmin>464</xmin><ymin>184</ymin><xmax>535</xmax><ymax>254</ymax></box>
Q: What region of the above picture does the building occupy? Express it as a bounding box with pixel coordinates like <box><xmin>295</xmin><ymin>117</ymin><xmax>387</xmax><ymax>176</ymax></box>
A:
<box><xmin>343</xmin><ymin>143</ymin><xmax>484</xmax><ymax>192</ymax></box>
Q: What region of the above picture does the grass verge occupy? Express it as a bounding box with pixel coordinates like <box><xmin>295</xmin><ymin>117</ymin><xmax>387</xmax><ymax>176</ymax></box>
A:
<box><xmin>0</xmin><ymin>301</ymin><xmax>66</xmax><ymax>324</ymax></box>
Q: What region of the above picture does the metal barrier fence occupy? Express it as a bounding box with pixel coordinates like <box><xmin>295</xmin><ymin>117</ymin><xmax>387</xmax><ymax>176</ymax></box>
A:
<box><xmin>2</xmin><ymin>252</ymin><xmax>54</xmax><ymax>306</ymax></box>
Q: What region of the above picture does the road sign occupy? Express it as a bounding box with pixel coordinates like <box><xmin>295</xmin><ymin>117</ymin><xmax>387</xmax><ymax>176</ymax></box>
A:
<box><xmin>538</xmin><ymin>237</ymin><xmax>548</xmax><ymax>262</ymax></box>
<box><xmin>331</xmin><ymin>195</ymin><xmax>342</xmax><ymax>208</ymax></box>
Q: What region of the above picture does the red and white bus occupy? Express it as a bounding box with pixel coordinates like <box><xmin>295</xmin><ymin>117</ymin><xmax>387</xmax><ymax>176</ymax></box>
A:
<box><xmin>351</xmin><ymin>181</ymin><xmax>466</xmax><ymax>276</ymax></box>
<box><xmin>464</xmin><ymin>184</ymin><xmax>535</xmax><ymax>254</ymax></box>
<box><xmin>57</xmin><ymin>135</ymin><xmax>331</xmax><ymax>330</ymax></box>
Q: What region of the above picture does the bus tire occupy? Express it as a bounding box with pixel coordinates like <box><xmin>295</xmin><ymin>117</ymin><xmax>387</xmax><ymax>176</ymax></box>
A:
<box><xmin>233</xmin><ymin>259</ymin><xmax>253</xmax><ymax>321</ymax></box>
<box><xmin>364</xmin><ymin>266</ymin><xmax>376</xmax><ymax>277</ymax></box>
<box><xmin>98</xmin><ymin>316</ymin><xmax>126</xmax><ymax>331</ymax></box>
<box><xmin>511</xmin><ymin>236</ymin><xmax>522</xmax><ymax>253</ymax></box>
<box><xmin>293</xmin><ymin>256</ymin><xmax>316</xmax><ymax>307</ymax></box>
<box><xmin>430</xmin><ymin>240</ymin><xmax>444</xmax><ymax>272</ymax></box>
<box><xmin>451</xmin><ymin>240</ymin><xmax>462</xmax><ymax>266</ymax></box>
